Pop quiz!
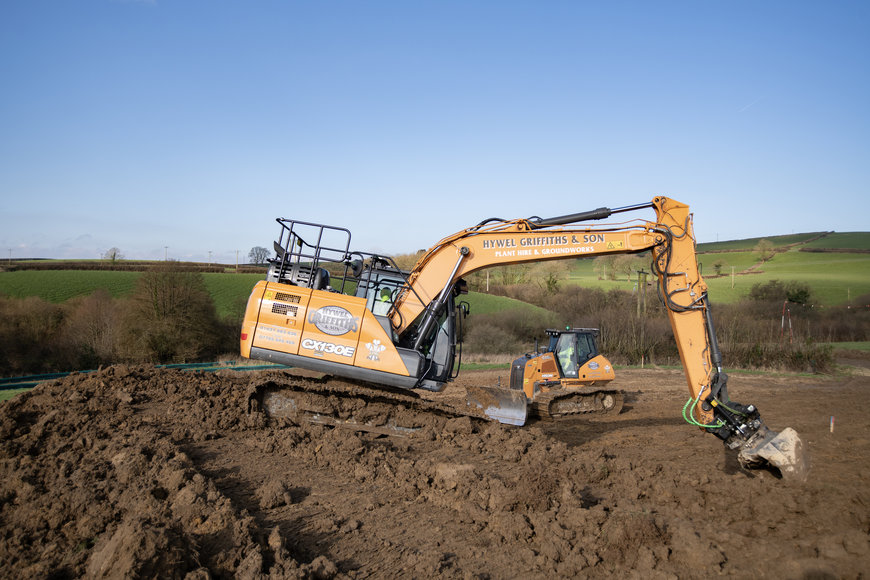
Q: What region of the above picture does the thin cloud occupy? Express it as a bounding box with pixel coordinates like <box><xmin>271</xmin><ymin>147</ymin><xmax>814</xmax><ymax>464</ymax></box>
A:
<box><xmin>738</xmin><ymin>96</ymin><xmax>765</xmax><ymax>113</ymax></box>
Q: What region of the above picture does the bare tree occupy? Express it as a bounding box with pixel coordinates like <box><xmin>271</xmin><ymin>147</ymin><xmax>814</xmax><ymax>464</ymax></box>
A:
<box><xmin>249</xmin><ymin>246</ymin><xmax>269</xmax><ymax>264</ymax></box>
<box><xmin>102</xmin><ymin>247</ymin><xmax>124</xmax><ymax>263</ymax></box>
<box><xmin>754</xmin><ymin>239</ymin><xmax>775</xmax><ymax>263</ymax></box>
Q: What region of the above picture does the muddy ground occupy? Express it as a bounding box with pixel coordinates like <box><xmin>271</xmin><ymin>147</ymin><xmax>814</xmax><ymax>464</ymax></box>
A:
<box><xmin>1</xmin><ymin>364</ymin><xmax>868</xmax><ymax>579</ymax></box>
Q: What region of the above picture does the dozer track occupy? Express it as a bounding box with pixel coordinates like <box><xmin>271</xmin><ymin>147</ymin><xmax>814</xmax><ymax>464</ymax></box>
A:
<box><xmin>247</xmin><ymin>372</ymin><xmax>491</xmax><ymax>436</ymax></box>
<box><xmin>531</xmin><ymin>388</ymin><xmax>624</xmax><ymax>421</ymax></box>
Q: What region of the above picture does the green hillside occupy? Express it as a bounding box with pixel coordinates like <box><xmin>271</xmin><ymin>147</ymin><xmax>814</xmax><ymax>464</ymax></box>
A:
<box><xmin>697</xmin><ymin>232</ymin><xmax>828</xmax><ymax>253</ymax></box>
<box><xmin>801</xmin><ymin>232</ymin><xmax>870</xmax><ymax>250</ymax></box>
<box><xmin>463</xmin><ymin>291</ymin><xmax>553</xmax><ymax>317</ymax></box>
<box><xmin>0</xmin><ymin>269</ymin><xmax>538</xmax><ymax>320</ymax></box>
<box><xmin>697</xmin><ymin>231</ymin><xmax>870</xmax><ymax>252</ymax></box>
<box><xmin>562</xmin><ymin>232</ymin><xmax>870</xmax><ymax>306</ymax></box>
<box><xmin>1</xmin><ymin>230</ymin><xmax>868</xmax><ymax>312</ymax></box>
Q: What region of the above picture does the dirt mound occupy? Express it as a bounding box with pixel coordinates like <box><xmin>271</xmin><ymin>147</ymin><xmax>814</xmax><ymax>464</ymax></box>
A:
<box><xmin>1</xmin><ymin>365</ymin><xmax>869</xmax><ymax>578</ymax></box>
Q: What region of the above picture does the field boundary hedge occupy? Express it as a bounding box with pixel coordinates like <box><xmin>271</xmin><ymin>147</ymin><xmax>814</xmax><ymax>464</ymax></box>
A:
<box><xmin>4</xmin><ymin>260</ymin><xmax>267</xmax><ymax>274</ymax></box>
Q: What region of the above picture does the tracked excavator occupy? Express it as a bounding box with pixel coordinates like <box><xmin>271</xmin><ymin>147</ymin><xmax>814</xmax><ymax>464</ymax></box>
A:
<box><xmin>510</xmin><ymin>328</ymin><xmax>622</xmax><ymax>419</ymax></box>
<box><xmin>240</xmin><ymin>196</ymin><xmax>808</xmax><ymax>480</ymax></box>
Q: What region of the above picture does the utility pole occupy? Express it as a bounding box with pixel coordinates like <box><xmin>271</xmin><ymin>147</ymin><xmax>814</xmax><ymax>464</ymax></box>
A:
<box><xmin>164</xmin><ymin>246</ymin><xmax>168</xmax><ymax>261</ymax></box>
<box><xmin>208</xmin><ymin>250</ymin><xmax>212</xmax><ymax>265</ymax></box>
<box><xmin>236</xmin><ymin>250</ymin><xmax>239</xmax><ymax>273</ymax></box>
<box><xmin>636</xmin><ymin>269</ymin><xmax>648</xmax><ymax>317</ymax></box>
<box><xmin>637</xmin><ymin>269</ymin><xmax>648</xmax><ymax>368</ymax></box>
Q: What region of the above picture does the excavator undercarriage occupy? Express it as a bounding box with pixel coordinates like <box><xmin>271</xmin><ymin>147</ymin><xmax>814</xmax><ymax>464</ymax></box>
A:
<box><xmin>248</xmin><ymin>371</ymin><xmax>497</xmax><ymax>436</ymax></box>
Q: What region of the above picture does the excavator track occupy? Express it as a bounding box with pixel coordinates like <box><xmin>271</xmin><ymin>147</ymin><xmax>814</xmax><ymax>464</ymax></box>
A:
<box><xmin>531</xmin><ymin>388</ymin><xmax>624</xmax><ymax>421</ymax></box>
<box><xmin>247</xmin><ymin>372</ymin><xmax>490</xmax><ymax>436</ymax></box>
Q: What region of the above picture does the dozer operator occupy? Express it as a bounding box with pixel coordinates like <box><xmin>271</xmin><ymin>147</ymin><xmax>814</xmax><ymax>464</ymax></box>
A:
<box><xmin>240</xmin><ymin>196</ymin><xmax>808</xmax><ymax>481</ymax></box>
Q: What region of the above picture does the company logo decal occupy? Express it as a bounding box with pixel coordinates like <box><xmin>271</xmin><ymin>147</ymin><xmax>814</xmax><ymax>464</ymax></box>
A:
<box><xmin>588</xmin><ymin>361</ymin><xmax>599</xmax><ymax>370</ymax></box>
<box><xmin>301</xmin><ymin>338</ymin><xmax>355</xmax><ymax>357</ymax></box>
<box><xmin>366</xmin><ymin>339</ymin><xmax>386</xmax><ymax>361</ymax></box>
<box><xmin>308</xmin><ymin>306</ymin><xmax>359</xmax><ymax>336</ymax></box>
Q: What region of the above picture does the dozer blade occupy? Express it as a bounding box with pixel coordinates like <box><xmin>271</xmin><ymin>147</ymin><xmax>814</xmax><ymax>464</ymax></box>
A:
<box><xmin>737</xmin><ymin>426</ymin><xmax>809</xmax><ymax>482</ymax></box>
<box><xmin>465</xmin><ymin>386</ymin><xmax>528</xmax><ymax>426</ymax></box>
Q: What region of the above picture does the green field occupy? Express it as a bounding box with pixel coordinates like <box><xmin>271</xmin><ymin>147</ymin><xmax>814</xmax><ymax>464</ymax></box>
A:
<box><xmin>0</xmin><ymin>269</ymin><xmax>550</xmax><ymax>321</ymax></box>
<box><xmin>462</xmin><ymin>291</ymin><xmax>553</xmax><ymax>317</ymax></box>
<box><xmin>696</xmin><ymin>232</ymin><xmax>828</xmax><ymax>252</ymax></box>
<box><xmin>802</xmin><ymin>232</ymin><xmax>870</xmax><ymax>250</ymax></box>
<box><xmin>202</xmin><ymin>273</ymin><xmax>266</xmax><ymax>318</ymax></box>
<box><xmin>0</xmin><ymin>270</ymin><xmax>266</xmax><ymax>319</ymax></box>
<box><xmin>0</xmin><ymin>270</ymin><xmax>141</xmax><ymax>301</ymax></box>
<box><xmin>564</xmin><ymin>245</ymin><xmax>870</xmax><ymax>306</ymax></box>
<box><xmin>694</xmin><ymin>231</ymin><xmax>870</xmax><ymax>253</ymax></box>
<box><xmin>2</xmin><ymin>231</ymin><xmax>868</xmax><ymax>314</ymax></box>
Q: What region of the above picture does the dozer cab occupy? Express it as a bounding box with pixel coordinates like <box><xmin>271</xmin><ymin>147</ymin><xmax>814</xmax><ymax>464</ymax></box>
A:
<box><xmin>510</xmin><ymin>328</ymin><xmax>622</xmax><ymax>419</ymax></box>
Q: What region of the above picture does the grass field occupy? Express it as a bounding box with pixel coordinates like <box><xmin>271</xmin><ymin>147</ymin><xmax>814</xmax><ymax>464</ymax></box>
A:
<box><xmin>564</xmin><ymin>246</ymin><xmax>870</xmax><ymax>306</ymax></box>
<box><xmin>462</xmin><ymin>291</ymin><xmax>553</xmax><ymax>317</ymax></box>
<box><xmin>2</xmin><ymin>231</ymin><xmax>868</xmax><ymax>314</ymax></box>
<box><xmin>202</xmin><ymin>273</ymin><xmax>265</xmax><ymax>318</ymax></box>
<box><xmin>696</xmin><ymin>232</ymin><xmax>828</xmax><ymax>252</ymax></box>
<box><xmin>0</xmin><ymin>270</ymin><xmax>266</xmax><ymax>319</ymax></box>
<box><xmin>0</xmin><ymin>389</ymin><xmax>29</xmax><ymax>403</ymax></box>
<box><xmin>802</xmin><ymin>232</ymin><xmax>870</xmax><ymax>250</ymax></box>
<box><xmin>0</xmin><ymin>270</ymin><xmax>141</xmax><ymax>301</ymax></box>
<box><xmin>830</xmin><ymin>341</ymin><xmax>870</xmax><ymax>351</ymax></box>
<box><xmin>694</xmin><ymin>231</ymin><xmax>870</xmax><ymax>253</ymax></box>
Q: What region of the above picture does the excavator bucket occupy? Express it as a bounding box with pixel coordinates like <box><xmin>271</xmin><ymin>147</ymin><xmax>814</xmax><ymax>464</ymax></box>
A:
<box><xmin>465</xmin><ymin>386</ymin><xmax>528</xmax><ymax>426</ymax></box>
<box><xmin>737</xmin><ymin>426</ymin><xmax>809</xmax><ymax>482</ymax></box>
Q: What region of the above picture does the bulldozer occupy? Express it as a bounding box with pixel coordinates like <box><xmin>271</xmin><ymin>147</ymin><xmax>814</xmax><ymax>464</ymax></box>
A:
<box><xmin>510</xmin><ymin>328</ymin><xmax>622</xmax><ymax>419</ymax></box>
<box><xmin>240</xmin><ymin>196</ymin><xmax>808</xmax><ymax>481</ymax></box>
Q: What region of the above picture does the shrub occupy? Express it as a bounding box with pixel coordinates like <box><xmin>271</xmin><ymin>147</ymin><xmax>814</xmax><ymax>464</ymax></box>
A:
<box><xmin>118</xmin><ymin>265</ymin><xmax>227</xmax><ymax>364</ymax></box>
<box><xmin>748</xmin><ymin>279</ymin><xmax>813</xmax><ymax>305</ymax></box>
<box><xmin>0</xmin><ymin>295</ymin><xmax>68</xmax><ymax>375</ymax></box>
<box><xmin>61</xmin><ymin>289</ymin><xmax>119</xmax><ymax>368</ymax></box>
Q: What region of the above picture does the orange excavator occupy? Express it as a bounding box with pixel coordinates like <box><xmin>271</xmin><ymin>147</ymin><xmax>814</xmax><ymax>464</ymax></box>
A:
<box><xmin>240</xmin><ymin>196</ymin><xmax>808</xmax><ymax>480</ymax></box>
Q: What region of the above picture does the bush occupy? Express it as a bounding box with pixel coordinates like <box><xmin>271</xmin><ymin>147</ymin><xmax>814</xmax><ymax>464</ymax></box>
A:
<box><xmin>463</xmin><ymin>309</ymin><xmax>558</xmax><ymax>355</ymax></box>
<box><xmin>119</xmin><ymin>265</ymin><xmax>227</xmax><ymax>363</ymax></box>
<box><xmin>748</xmin><ymin>279</ymin><xmax>813</xmax><ymax>305</ymax></box>
<box><xmin>61</xmin><ymin>289</ymin><xmax>119</xmax><ymax>368</ymax></box>
<box><xmin>0</xmin><ymin>265</ymin><xmax>242</xmax><ymax>376</ymax></box>
<box><xmin>0</xmin><ymin>296</ymin><xmax>67</xmax><ymax>375</ymax></box>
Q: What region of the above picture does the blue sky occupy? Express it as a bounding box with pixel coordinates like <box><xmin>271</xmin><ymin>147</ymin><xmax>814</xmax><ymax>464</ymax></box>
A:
<box><xmin>1</xmin><ymin>0</ymin><xmax>868</xmax><ymax>263</ymax></box>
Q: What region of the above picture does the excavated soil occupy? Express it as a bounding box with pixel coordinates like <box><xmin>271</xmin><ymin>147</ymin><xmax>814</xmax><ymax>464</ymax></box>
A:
<box><xmin>1</xmin><ymin>365</ymin><xmax>869</xmax><ymax>578</ymax></box>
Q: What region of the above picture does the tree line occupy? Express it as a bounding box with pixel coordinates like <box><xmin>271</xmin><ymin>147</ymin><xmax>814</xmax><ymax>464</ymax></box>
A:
<box><xmin>461</xmin><ymin>277</ymin><xmax>867</xmax><ymax>373</ymax></box>
<box><xmin>0</xmin><ymin>265</ymin><xmax>239</xmax><ymax>377</ymax></box>
<box><xmin>1</xmin><ymin>261</ymin><xmax>865</xmax><ymax>378</ymax></box>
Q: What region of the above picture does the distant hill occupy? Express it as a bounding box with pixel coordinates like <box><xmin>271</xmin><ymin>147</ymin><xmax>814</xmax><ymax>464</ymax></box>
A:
<box><xmin>697</xmin><ymin>232</ymin><xmax>870</xmax><ymax>253</ymax></box>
